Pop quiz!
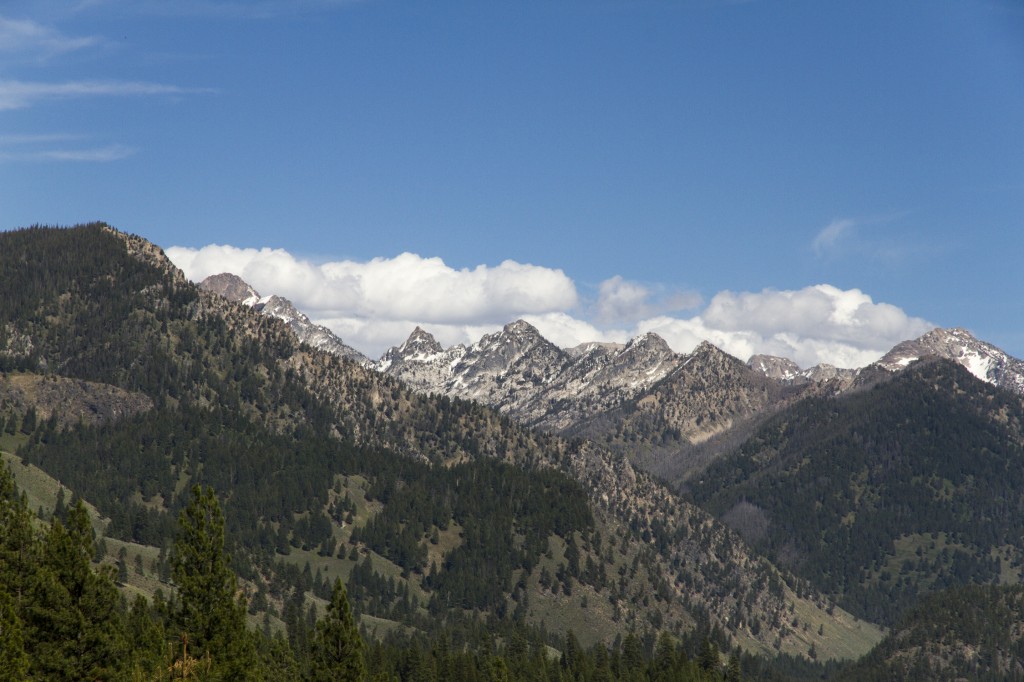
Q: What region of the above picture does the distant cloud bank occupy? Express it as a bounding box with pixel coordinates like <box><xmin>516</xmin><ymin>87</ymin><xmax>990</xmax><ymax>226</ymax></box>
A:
<box><xmin>167</xmin><ymin>244</ymin><xmax>934</xmax><ymax>368</ymax></box>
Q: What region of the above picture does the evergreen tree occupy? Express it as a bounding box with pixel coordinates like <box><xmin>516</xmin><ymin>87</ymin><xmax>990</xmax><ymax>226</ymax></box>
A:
<box><xmin>725</xmin><ymin>651</ymin><xmax>742</xmax><ymax>682</ymax></box>
<box><xmin>309</xmin><ymin>578</ymin><xmax>366</xmax><ymax>682</ymax></box>
<box><xmin>0</xmin><ymin>465</ymin><xmax>35</xmax><ymax>607</ymax></box>
<box><xmin>0</xmin><ymin>588</ymin><xmax>28</xmax><ymax>682</ymax></box>
<box><xmin>126</xmin><ymin>594</ymin><xmax>167</xmax><ymax>679</ymax></box>
<box><xmin>698</xmin><ymin>637</ymin><xmax>720</xmax><ymax>674</ymax></box>
<box><xmin>26</xmin><ymin>501</ymin><xmax>127</xmax><ymax>680</ymax></box>
<box><xmin>171</xmin><ymin>485</ymin><xmax>257</xmax><ymax>680</ymax></box>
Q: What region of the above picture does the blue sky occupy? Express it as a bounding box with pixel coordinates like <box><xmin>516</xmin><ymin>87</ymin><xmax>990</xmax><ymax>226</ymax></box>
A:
<box><xmin>3</xmin><ymin>0</ymin><xmax>1023</xmax><ymax>364</ymax></box>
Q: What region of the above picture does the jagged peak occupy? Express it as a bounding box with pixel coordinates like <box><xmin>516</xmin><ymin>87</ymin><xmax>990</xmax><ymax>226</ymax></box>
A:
<box><xmin>400</xmin><ymin>326</ymin><xmax>444</xmax><ymax>355</ymax></box>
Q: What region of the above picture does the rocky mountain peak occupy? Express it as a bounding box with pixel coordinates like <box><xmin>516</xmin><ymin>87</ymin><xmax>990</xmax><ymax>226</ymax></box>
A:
<box><xmin>877</xmin><ymin>327</ymin><xmax>1024</xmax><ymax>395</ymax></box>
<box><xmin>199</xmin><ymin>273</ymin><xmax>260</xmax><ymax>304</ymax></box>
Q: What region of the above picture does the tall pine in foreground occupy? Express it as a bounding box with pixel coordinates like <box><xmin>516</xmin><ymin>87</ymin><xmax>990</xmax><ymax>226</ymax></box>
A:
<box><xmin>171</xmin><ymin>485</ymin><xmax>258</xmax><ymax>680</ymax></box>
<box><xmin>309</xmin><ymin>578</ymin><xmax>367</xmax><ymax>681</ymax></box>
<box><xmin>26</xmin><ymin>501</ymin><xmax>127</xmax><ymax>680</ymax></box>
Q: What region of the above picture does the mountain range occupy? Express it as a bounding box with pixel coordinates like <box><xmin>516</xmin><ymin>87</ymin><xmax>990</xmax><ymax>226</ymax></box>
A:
<box><xmin>202</xmin><ymin>271</ymin><xmax>1024</xmax><ymax>488</ymax></box>
<box><xmin>3</xmin><ymin>225</ymin><xmax>1024</xmax><ymax>679</ymax></box>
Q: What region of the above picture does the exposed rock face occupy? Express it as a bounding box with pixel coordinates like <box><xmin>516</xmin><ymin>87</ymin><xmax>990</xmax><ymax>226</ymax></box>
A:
<box><xmin>199</xmin><ymin>274</ymin><xmax>370</xmax><ymax>365</ymax></box>
<box><xmin>0</xmin><ymin>372</ymin><xmax>153</xmax><ymax>428</ymax></box>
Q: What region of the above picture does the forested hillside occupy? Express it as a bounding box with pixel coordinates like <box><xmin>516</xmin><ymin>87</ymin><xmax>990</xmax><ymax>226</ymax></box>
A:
<box><xmin>691</xmin><ymin>357</ymin><xmax>1024</xmax><ymax>625</ymax></box>
<box><xmin>0</xmin><ymin>223</ymin><xmax>880</xmax><ymax>677</ymax></box>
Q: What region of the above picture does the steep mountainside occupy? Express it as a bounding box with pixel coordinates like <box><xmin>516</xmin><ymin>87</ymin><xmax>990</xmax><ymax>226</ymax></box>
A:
<box><xmin>691</xmin><ymin>357</ymin><xmax>1024</xmax><ymax>626</ymax></box>
<box><xmin>0</xmin><ymin>224</ymin><xmax>877</xmax><ymax>660</ymax></box>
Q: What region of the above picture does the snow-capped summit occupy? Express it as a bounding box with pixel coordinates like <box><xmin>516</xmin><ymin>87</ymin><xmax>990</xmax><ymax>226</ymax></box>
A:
<box><xmin>877</xmin><ymin>327</ymin><xmax>1024</xmax><ymax>395</ymax></box>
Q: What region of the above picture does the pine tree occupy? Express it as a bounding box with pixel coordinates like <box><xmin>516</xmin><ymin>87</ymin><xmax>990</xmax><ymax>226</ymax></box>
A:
<box><xmin>725</xmin><ymin>651</ymin><xmax>743</xmax><ymax>682</ymax></box>
<box><xmin>126</xmin><ymin>594</ymin><xmax>166</xmax><ymax>679</ymax></box>
<box><xmin>698</xmin><ymin>637</ymin><xmax>720</xmax><ymax>674</ymax></box>
<box><xmin>0</xmin><ymin>588</ymin><xmax>28</xmax><ymax>682</ymax></box>
<box><xmin>26</xmin><ymin>501</ymin><xmax>128</xmax><ymax>680</ymax></box>
<box><xmin>309</xmin><ymin>578</ymin><xmax>367</xmax><ymax>681</ymax></box>
<box><xmin>0</xmin><ymin>464</ymin><xmax>35</xmax><ymax>607</ymax></box>
<box><xmin>171</xmin><ymin>485</ymin><xmax>257</xmax><ymax>680</ymax></box>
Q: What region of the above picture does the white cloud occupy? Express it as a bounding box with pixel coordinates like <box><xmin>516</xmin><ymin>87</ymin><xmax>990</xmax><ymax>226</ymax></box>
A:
<box><xmin>167</xmin><ymin>244</ymin><xmax>934</xmax><ymax>366</ymax></box>
<box><xmin>0</xmin><ymin>79</ymin><xmax>209</xmax><ymax>110</ymax></box>
<box><xmin>635</xmin><ymin>285</ymin><xmax>933</xmax><ymax>368</ymax></box>
<box><xmin>812</xmin><ymin>218</ymin><xmax>855</xmax><ymax>256</ymax></box>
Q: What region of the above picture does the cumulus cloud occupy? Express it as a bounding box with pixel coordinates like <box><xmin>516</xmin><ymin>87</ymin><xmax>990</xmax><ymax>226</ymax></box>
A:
<box><xmin>596</xmin><ymin>275</ymin><xmax>702</xmax><ymax>325</ymax></box>
<box><xmin>636</xmin><ymin>285</ymin><xmax>933</xmax><ymax>368</ymax></box>
<box><xmin>166</xmin><ymin>244</ymin><xmax>934</xmax><ymax>366</ymax></box>
<box><xmin>166</xmin><ymin>245</ymin><xmax>579</xmax><ymax>353</ymax></box>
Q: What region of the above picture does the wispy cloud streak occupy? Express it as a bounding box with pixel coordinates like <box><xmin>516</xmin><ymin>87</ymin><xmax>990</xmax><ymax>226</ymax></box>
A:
<box><xmin>0</xmin><ymin>79</ymin><xmax>213</xmax><ymax>110</ymax></box>
<box><xmin>812</xmin><ymin>218</ymin><xmax>855</xmax><ymax>257</ymax></box>
<box><xmin>0</xmin><ymin>142</ymin><xmax>137</xmax><ymax>162</ymax></box>
<box><xmin>0</xmin><ymin>14</ymin><xmax>101</xmax><ymax>58</ymax></box>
